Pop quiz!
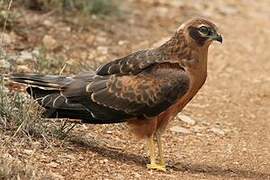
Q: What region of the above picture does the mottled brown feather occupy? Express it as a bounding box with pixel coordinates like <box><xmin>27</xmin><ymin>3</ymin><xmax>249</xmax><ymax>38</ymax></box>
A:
<box><xmin>89</xmin><ymin>63</ymin><xmax>190</xmax><ymax>118</ymax></box>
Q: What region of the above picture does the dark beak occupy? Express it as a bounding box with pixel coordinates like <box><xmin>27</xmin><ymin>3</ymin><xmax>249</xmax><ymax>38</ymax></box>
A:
<box><xmin>212</xmin><ymin>34</ymin><xmax>223</xmax><ymax>43</ymax></box>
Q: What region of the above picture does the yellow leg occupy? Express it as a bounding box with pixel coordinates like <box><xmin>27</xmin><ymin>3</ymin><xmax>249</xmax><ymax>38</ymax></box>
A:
<box><xmin>146</xmin><ymin>134</ymin><xmax>166</xmax><ymax>172</ymax></box>
<box><xmin>156</xmin><ymin>131</ymin><xmax>166</xmax><ymax>169</ymax></box>
<box><xmin>146</xmin><ymin>135</ymin><xmax>156</xmax><ymax>164</ymax></box>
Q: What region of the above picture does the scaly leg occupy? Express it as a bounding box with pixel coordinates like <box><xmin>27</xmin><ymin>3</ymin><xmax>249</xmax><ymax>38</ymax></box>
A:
<box><xmin>156</xmin><ymin>131</ymin><xmax>166</xmax><ymax>170</ymax></box>
<box><xmin>146</xmin><ymin>134</ymin><xmax>166</xmax><ymax>171</ymax></box>
<box><xmin>146</xmin><ymin>135</ymin><xmax>156</xmax><ymax>165</ymax></box>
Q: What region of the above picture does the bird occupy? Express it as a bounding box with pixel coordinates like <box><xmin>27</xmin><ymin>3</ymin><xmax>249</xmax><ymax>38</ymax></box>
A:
<box><xmin>8</xmin><ymin>18</ymin><xmax>222</xmax><ymax>171</ymax></box>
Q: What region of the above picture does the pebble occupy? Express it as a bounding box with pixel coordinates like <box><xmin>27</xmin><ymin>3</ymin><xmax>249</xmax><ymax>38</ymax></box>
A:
<box><xmin>134</xmin><ymin>173</ymin><xmax>141</xmax><ymax>178</ymax></box>
<box><xmin>210</xmin><ymin>127</ymin><xmax>225</xmax><ymax>136</ymax></box>
<box><xmin>51</xmin><ymin>173</ymin><xmax>64</xmax><ymax>180</ymax></box>
<box><xmin>48</xmin><ymin>162</ymin><xmax>59</xmax><ymax>168</ymax></box>
<box><xmin>31</xmin><ymin>48</ymin><xmax>40</xmax><ymax>57</ymax></box>
<box><xmin>118</xmin><ymin>40</ymin><xmax>128</xmax><ymax>45</ymax></box>
<box><xmin>42</xmin><ymin>35</ymin><xmax>58</xmax><ymax>50</ymax></box>
<box><xmin>62</xmin><ymin>154</ymin><xmax>76</xmax><ymax>160</ymax></box>
<box><xmin>97</xmin><ymin>46</ymin><xmax>108</xmax><ymax>55</ymax></box>
<box><xmin>178</xmin><ymin>114</ymin><xmax>196</xmax><ymax>125</ymax></box>
<box><xmin>96</xmin><ymin>36</ymin><xmax>107</xmax><ymax>44</ymax></box>
<box><xmin>42</xmin><ymin>20</ymin><xmax>53</xmax><ymax>27</ymax></box>
<box><xmin>23</xmin><ymin>149</ymin><xmax>34</xmax><ymax>155</ymax></box>
<box><xmin>0</xmin><ymin>59</ymin><xmax>10</xmax><ymax>69</ymax></box>
<box><xmin>16</xmin><ymin>51</ymin><xmax>34</xmax><ymax>64</ymax></box>
<box><xmin>106</xmin><ymin>130</ymin><xmax>113</xmax><ymax>134</ymax></box>
<box><xmin>0</xmin><ymin>32</ymin><xmax>13</xmax><ymax>45</ymax></box>
<box><xmin>86</xmin><ymin>35</ymin><xmax>95</xmax><ymax>45</ymax></box>
<box><xmin>17</xmin><ymin>65</ymin><xmax>31</xmax><ymax>72</ymax></box>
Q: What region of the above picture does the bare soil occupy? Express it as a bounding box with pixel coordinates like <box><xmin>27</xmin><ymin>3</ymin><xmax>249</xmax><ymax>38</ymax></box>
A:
<box><xmin>1</xmin><ymin>0</ymin><xmax>270</xmax><ymax>179</ymax></box>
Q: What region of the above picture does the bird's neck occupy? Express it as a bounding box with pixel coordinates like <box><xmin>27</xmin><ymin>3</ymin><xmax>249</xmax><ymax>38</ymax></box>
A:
<box><xmin>157</xmin><ymin>32</ymin><xmax>191</xmax><ymax>60</ymax></box>
<box><xmin>157</xmin><ymin>33</ymin><xmax>209</xmax><ymax>71</ymax></box>
<box><xmin>158</xmin><ymin>34</ymin><xmax>209</xmax><ymax>93</ymax></box>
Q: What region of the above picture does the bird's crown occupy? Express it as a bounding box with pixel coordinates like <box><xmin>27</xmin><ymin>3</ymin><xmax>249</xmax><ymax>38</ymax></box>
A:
<box><xmin>177</xmin><ymin>18</ymin><xmax>222</xmax><ymax>47</ymax></box>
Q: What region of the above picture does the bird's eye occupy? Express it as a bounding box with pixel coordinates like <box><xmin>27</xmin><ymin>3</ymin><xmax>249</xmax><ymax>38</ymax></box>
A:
<box><xmin>199</xmin><ymin>26</ymin><xmax>211</xmax><ymax>35</ymax></box>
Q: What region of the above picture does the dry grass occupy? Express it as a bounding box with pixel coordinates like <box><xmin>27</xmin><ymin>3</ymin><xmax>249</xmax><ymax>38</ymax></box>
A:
<box><xmin>0</xmin><ymin>82</ymin><xmax>46</xmax><ymax>138</ymax></box>
<box><xmin>0</xmin><ymin>155</ymin><xmax>53</xmax><ymax>180</ymax></box>
<box><xmin>0</xmin><ymin>75</ymin><xmax>75</xmax><ymax>179</ymax></box>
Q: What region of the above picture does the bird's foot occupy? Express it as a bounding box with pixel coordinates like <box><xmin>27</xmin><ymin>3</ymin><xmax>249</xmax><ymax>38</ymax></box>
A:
<box><xmin>147</xmin><ymin>163</ymin><xmax>166</xmax><ymax>172</ymax></box>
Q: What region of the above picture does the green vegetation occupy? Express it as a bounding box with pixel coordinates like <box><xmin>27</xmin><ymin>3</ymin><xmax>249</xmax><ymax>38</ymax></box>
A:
<box><xmin>0</xmin><ymin>77</ymin><xmax>77</xmax><ymax>139</ymax></box>
<box><xmin>0</xmin><ymin>1</ymin><xmax>20</xmax><ymax>31</ymax></box>
<box><xmin>0</xmin><ymin>82</ymin><xmax>46</xmax><ymax>138</ymax></box>
<box><xmin>22</xmin><ymin>0</ymin><xmax>119</xmax><ymax>16</ymax></box>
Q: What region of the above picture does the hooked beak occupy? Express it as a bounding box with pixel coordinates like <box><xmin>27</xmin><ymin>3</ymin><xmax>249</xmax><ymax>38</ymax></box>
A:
<box><xmin>211</xmin><ymin>33</ymin><xmax>223</xmax><ymax>43</ymax></box>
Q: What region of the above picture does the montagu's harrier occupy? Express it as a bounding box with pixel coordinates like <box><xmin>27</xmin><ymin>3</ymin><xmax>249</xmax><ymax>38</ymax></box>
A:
<box><xmin>9</xmin><ymin>18</ymin><xmax>222</xmax><ymax>171</ymax></box>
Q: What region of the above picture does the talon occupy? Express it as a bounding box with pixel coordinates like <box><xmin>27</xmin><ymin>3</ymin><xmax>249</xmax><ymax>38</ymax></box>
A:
<box><xmin>147</xmin><ymin>163</ymin><xmax>166</xmax><ymax>172</ymax></box>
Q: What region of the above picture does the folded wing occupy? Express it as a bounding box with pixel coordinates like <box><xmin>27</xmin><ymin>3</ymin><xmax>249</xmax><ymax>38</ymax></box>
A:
<box><xmin>88</xmin><ymin>63</ymin><xmax>190</xmax><ymax>119</ymax></box>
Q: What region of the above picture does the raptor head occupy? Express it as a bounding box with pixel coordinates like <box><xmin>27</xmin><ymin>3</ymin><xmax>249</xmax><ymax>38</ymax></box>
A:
<box><xmin>178</xmin><ymin>18</ymin><xmax>222</xmax><ymax>47</ymax></box>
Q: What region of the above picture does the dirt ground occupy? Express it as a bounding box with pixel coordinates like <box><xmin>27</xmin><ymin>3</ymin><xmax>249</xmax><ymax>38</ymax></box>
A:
<box><xmin>0</xmin><ymin>0</ymin><xmax>270</xmax><ymax>179</ymax></box>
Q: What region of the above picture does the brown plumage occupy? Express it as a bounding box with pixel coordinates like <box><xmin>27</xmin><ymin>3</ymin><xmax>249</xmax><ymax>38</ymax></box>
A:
<box><xmin>9</xmin><ymin>18</ymin><xmax>222</xmax><ymax>171</ymax></box>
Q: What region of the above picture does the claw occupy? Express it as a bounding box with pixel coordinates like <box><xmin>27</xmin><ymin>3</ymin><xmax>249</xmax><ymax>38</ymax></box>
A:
<box><xmin>147</xmin><ymin>163</ymin><xmax>166</xmax><ymax>172</ymax></box>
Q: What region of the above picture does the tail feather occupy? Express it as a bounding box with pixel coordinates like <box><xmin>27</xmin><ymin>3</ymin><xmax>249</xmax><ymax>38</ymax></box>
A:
<box><xmin>8</xmin><ymin>72</ymin><xmax>129</xmax><ymax>124</ymax></box>
<box><xmin>9</xmin><ymin>74</ymin><xmax>73</xmax><ymax>90</ymax></box>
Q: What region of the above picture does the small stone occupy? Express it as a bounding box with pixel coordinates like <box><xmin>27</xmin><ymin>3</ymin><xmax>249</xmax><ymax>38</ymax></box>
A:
<box><xmin>59</xmin><ymin>26</ymin><xmax>71</xmax><ymax>32</ymax></box>
<box><xmin>202</xmin><ymin>121</ymin><xmax>210</xmax><ymax>126</ymax></box>
<box><xmin>118</xmin><ymin>40</ymin><xmax>128</xmax><ymax>45</ymax></box>
<box><xmin>116</xmin><ymin>174</ymin><xmax>125</xmax><ymax>180</ymax></box>
<box><xmin>99</xmin><ymin>159</ymin><xmax>108</xmax><ymax>164</ymax></box>
<box><xmin>63</xmin><ymin>154</ymin><xmax>75</xmax><ymax>160</ymax></box>
<box><xmin>23</xmin><ymin>149</ymin><xmax>34</xmax><ymax>155</ymax></box>
<box><xmin>86</xmin><ymin>35</ymin><xmax>95</xmax><ymax>45</ymax></box>
<box><xmin>42</xmin><ymin>20</ymin><xmax>53</xmax><ymax>27</ymax></box>
<box><xmin>48</xmin><ymin>162</ymin><xmax>59</xmax><ymax>168</ymax></box>
<box><xmin>178</xmin><ymin>114</ymin><xmax>196</xmax><ymax>125</ymax></box>
<box><xmin>32</xmin><ymin>49</ymin><xmax>40</xmax><ymax>57</ymax></box>
<box><xmin>134</xmin><ymin>172</ymin><xmax>141</xmax><ymax>178</ymax></box>
<box><xmin>51</xmin><ymin>173</ymin><xmax>64</xmax><ymax>180</ymax></box>
<box><xmin>170</xmin><ymin>126</ymin><xmax>191</xmax><ymax>134</ymax></box>
<box><xmin>0</xmin><ymin>33</ymin><xmax>13</xmax><ymax>45</ymax></box>
<box><xmin>155</xmin><ymin>7</ymin><xmax>169</xmax><ymax>18</ymax></box>
<box><xmin>0</xmin><ymin>59</ymin><xmax>10</xmax><ymax>69</ymax></box>
<box><xmin>17</xmin><ymin>65</ymin><xmax>31</xmax><ymax>72</ymax></box>
<box><xmin>106</xmin><ymin>130</ymin><xmax>113</xmax><ymax>134</ymax></box>
<box><xmin>97</xmin><ymin>46</ymin><xmax>108</xmax><ymax>55</ymax></box>
<box><xmin>16</xmin><ymin>51</ymin><xmax>34</xmax><ymax>64</ymax></box>
<box><xmin>210</xmin><ymin>127</ymin><xmax>225</xmax><ymax>136</ymax></box>
<box><xmin>96</xmin><ymin>36</ymin><xmax>107</xmax><ymax>44</ymax></box>
<box><xmin>42</xmin><ymin>35</ymin><xmax>58</xmax><ymax>50</ymax></box>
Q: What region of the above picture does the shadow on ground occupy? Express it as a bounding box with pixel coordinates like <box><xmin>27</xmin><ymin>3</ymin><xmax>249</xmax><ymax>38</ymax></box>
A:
<box><xmin>68</xmin><ymin>136</ymin><xmax>270</xmax><ymax>179</ymax></box>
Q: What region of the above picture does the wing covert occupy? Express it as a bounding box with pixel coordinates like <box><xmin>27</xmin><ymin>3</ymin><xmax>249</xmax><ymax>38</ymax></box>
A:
<box><xmin>89</xmin><ymin>63</ymin><xmax>190</xmax><ymax>118</ymax></box>
<box><xmin>96</xmin><ymin>49</ymin><xmax>165</xmax><ymax>76</ymax></box>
